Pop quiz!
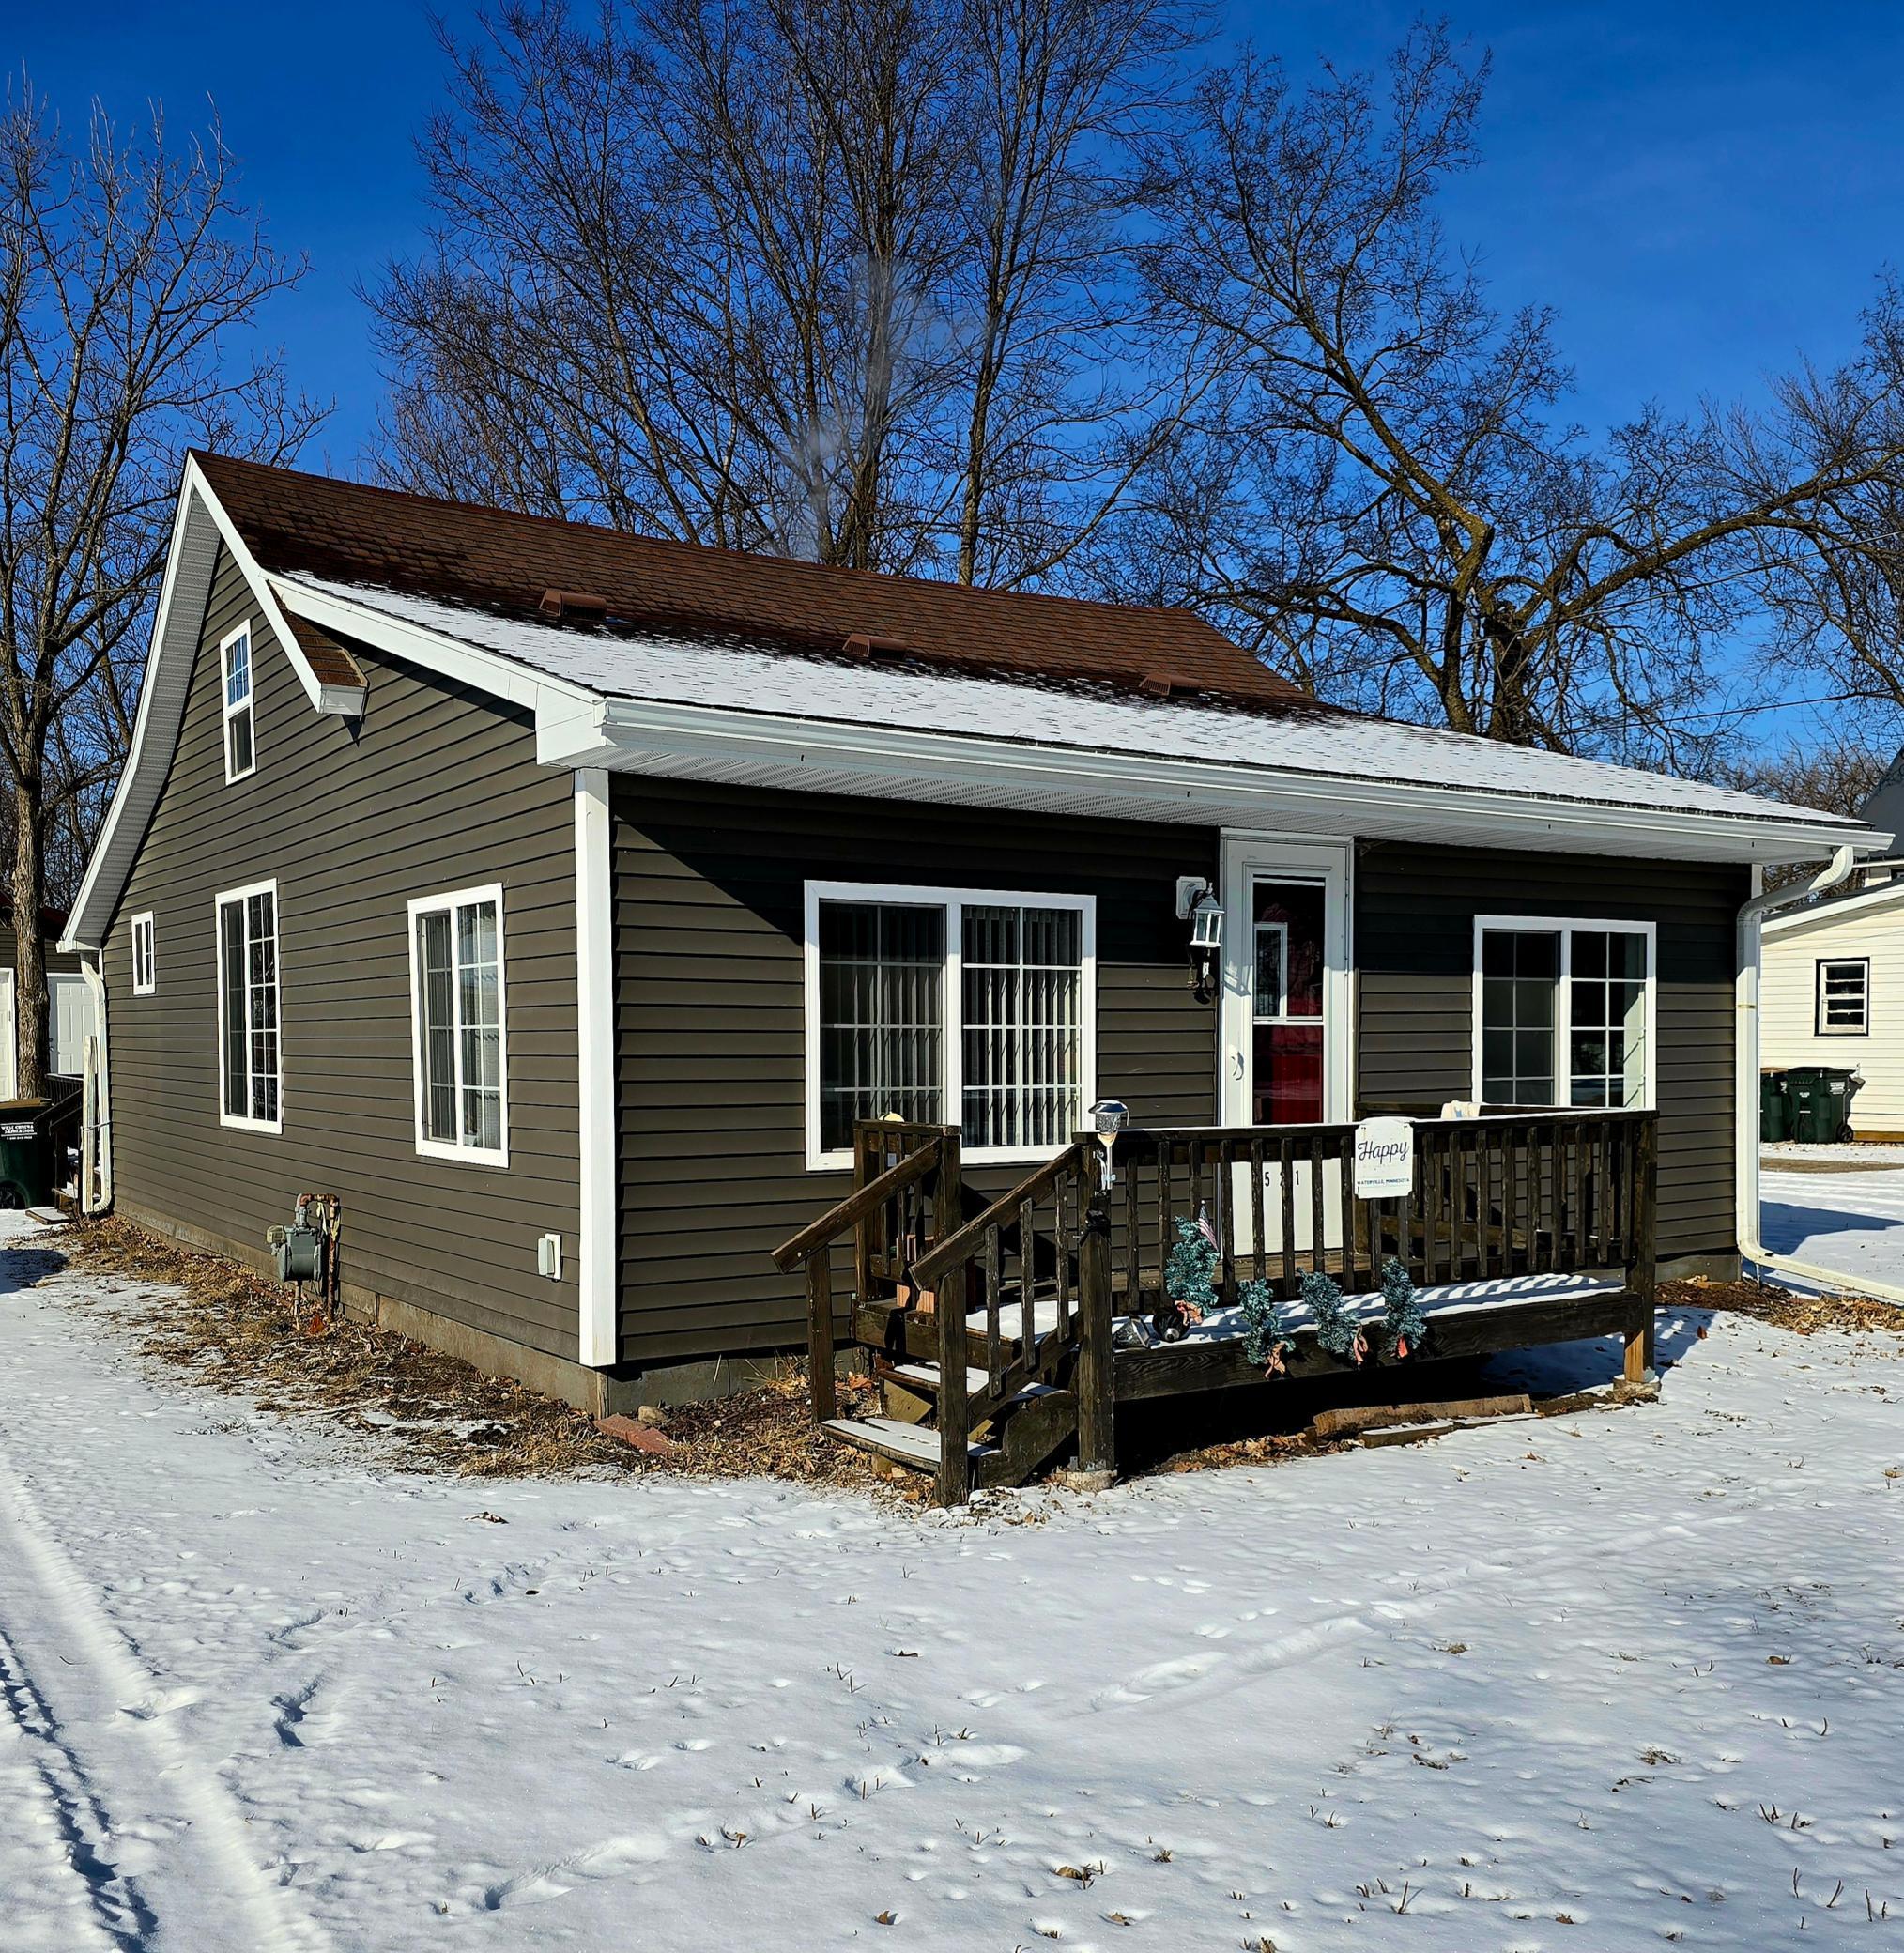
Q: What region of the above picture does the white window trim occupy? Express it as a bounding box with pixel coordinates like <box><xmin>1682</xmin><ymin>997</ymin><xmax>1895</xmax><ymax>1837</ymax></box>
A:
<box><xmin>131</xmin><ymin>912</ymin><xmax>156</xmax><ymax>995</ymax></box>
<box><xmin>214</xmin><ymin>876</ymin><xmax>282</xmax><ymax>1134</ymax></box>
<box><xmin>1469</xmin><ymin>914</ymin><xmax>1659</xmax><ymax>1112</ymax></box>
<box><xmin>803</xmin><ymin>879</ymin><xmax>1098</xmax><ymax>1171</ymax></box>
<box><xmin>1815</xmin><ymin>957</ymin><xmax>1870</xmax><ymax>1037</ymax></box>
<box><xmin>220</xmin><ymin>620</ymin><xmax>256</xmax><ymax>784</ymax></box>
<box><xmin>407</xmin><ymin>883</ymin><xmax>511</xmax><ymax>1167</ymax></box>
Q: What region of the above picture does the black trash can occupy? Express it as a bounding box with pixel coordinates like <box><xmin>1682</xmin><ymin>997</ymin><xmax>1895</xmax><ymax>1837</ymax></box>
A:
<box><xmin>0</xmin><ymin>1099</ymin><xmax>52</xmax><ymax>1207</ymax></box>
<box><xmin>1760</xmin><ymin>1069</ymin><xmax>1790</xmax><ymax>1143</ymax></box>
<box><xmin>1785</xmin><ymin>1066</ymin><xmax>1863</xmax><ymax>1145</ymax></box>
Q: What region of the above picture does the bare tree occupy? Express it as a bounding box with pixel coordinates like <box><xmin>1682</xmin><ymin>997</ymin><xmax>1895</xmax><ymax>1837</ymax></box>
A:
<box><xmin>0</xmin><ymin>82</ymin><xmax>318</xmax><ymax>1093</ymax></box>
<box><xmin>1130</xmin><ymin>25</ymin><xmax>1904</xmax><ymax>762</ymax></box>
<box><xmin>372</xmin><ymin>0</ymin><xmax>1202</xmax><ymax>583</ymax></box>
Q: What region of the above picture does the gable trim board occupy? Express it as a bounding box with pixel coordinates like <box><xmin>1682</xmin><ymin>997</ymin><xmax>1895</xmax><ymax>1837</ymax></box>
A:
<box><xmin>60</xmin><ymin>455</ymin><xmax>1898</xmax><ymax>1402</ymax></box>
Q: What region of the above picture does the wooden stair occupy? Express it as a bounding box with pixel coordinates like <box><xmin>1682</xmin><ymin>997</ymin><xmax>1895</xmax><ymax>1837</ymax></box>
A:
<box><xmin>822</xmin><ymin>1380</ymin><xmax>1080</xmax><ymax>1491</ymax></box>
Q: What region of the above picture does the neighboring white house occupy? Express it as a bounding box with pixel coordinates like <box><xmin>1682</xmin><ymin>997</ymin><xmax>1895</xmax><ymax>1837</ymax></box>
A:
<box><xmin>1762</xmin><ymin>877</ymin><xmax>1904</xmax><ymax>1137</ymax></box>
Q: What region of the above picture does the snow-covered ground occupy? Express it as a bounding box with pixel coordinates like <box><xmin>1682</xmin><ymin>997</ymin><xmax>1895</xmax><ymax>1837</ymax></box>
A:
<box><xmin>1761</xmin><ymin>1163</ymin><xmax>1904</xmax><ymax>1297</ymax></box>
<box><xmin>4</xmin><ymin>1210</ymin><xmax>1904</xmax><ymax>1951</ymax></box>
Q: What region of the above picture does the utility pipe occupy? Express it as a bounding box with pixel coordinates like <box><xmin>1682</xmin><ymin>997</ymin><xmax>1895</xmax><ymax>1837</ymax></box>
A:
<box><xmin>1736</xmin><ymin>845</ymin><xmax>1904</xmax><ymax>1302</ymax></box>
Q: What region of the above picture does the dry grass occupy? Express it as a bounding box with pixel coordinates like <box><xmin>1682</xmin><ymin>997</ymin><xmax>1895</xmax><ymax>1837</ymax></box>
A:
<box><xmin>1662</xmin><ymin>1275</ymin><xmax>1904</xmax><ymax>1338</ymax></box>
<box><xmin>61</xmin><ymin>1216</ymin><xmax>885</xmax><ymax>1490</ymax></box>
<box><xmin>53</xmin><ymin>1219</ymin><xmax>1903</xmax><ymax>1497</ymax></box>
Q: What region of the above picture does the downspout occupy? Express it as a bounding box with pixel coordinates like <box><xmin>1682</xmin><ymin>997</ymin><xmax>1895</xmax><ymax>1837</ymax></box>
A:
<box><xmin>1737</xmin><ymin>846</ymin><xmax>1904</xmax><ymax>1300</ymax></box>
<box><xmin>79</xmin><ymin>954</ymin><xmax>111</xmax><ymax>1213</ymax></box>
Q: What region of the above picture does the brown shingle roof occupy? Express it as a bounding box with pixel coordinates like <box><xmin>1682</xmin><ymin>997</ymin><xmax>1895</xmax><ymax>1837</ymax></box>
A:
<box><xmin>194</xmin><ymin>453</ymin><xmax>1306</xmax><ymax>708</ymax></box>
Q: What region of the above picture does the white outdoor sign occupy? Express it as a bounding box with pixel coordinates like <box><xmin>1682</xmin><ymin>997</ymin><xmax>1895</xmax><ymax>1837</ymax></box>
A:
<box><xmin>1353</xmin><ymin>1116</ymin><xmax>1414</xmax><ymax>1199</ymax></box>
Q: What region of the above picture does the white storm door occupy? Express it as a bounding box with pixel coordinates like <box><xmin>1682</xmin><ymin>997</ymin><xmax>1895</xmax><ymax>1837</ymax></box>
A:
<box><xmin>1219</xmin><ymin>836</ymin><xmax>1353</xmax><ymax>1254</ymax></box>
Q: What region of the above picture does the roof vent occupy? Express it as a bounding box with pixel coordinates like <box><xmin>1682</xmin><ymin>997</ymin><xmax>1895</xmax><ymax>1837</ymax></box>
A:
<box><xmin>539</xmin><ymin>589</ymin><xmax>608</xmax><ymax>622</ymax></box>
<box><xmin>1138</xmin><ymin>673</ymin><xmax>1173</xmax><ymax>699</ymax></box>
<box><xmin>841</xmin><ymin>631</ymin><xmax>910</xmax><ymax>660</ymax></box>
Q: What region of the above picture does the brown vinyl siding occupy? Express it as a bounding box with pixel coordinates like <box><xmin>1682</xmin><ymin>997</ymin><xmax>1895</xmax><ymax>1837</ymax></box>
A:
<box><xmin>611</xmin><ymin>778</ymin><xmax>1215</xmax><ymax>1363</ymax></box>
<box><xmin>100</xmin><ymin>546</ymin><xmax>582</xmax><ymax>1358</ymax></box>
<box><xmin>1354</xmin><ymin>840</ymin><xmax>1746</xmax><ymax>1265</ymax></box>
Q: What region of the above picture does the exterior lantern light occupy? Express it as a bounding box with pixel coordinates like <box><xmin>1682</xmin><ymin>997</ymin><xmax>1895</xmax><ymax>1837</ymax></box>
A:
<box><xmin>1177</xmin><ymin>880</ymin><xmax>1224</xmax><ymax>1006</ymax></box>
<box><xmin>1088</xmin><ymin>1098</ymin><xmax>1129</xmax><ymax>1189</ymax></box>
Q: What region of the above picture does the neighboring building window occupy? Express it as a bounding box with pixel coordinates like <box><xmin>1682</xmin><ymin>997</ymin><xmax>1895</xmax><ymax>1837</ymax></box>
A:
<box><xmin>47</xmin><ymin>974</ymin><xmax>94</xmax><ymax>1078</ymax></box>
<box><xmin>1475</xmin><ymin>917</ymin><xmax>1654</xmax><ymax>1109</ymax></box>
<box><xmin>221</xmin><ymin>622</ymin><xmax>256</xmax><ymax>782</ymax></box>
<box><xmin>1816</xmin><ymin>958</ymin><xmax>1870</xmax><ymax>1036</ymax></box>
<box><xmin>216</xmin><ymin>881</ymin><xmax>280</xmax><ymax>1130</ymax></box>
<box><xmin>131</xmin><ymin>913</ymin><xmax>156</xmax><ymax>995</ymax></box>
<box><xmin>407</xmin><ymin>885</ymin><xmax>507</xmax><ymax>1163</ymax></box>
<box><xmin>806</xmin><ymin>883</ymin><xmax>1095</xmax><ymax>1165</ymax></box>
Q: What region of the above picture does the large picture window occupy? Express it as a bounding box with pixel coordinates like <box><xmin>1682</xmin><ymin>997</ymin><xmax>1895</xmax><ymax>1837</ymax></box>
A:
<box><xmin>216</xmin><ymin>880</ymin><xmax>280</xmax><ymax>1130</ymax></box>
<box><xmin>408</xmin><ymin>885</ymin><xmax>508</xmax><ymax>1163</ymax></box>
<box><xmin>806</xmin><ymin>883</ymin><xmax>1095</xmax><ymax>1166</ymax></box>
<box><xmin>1474</xmin><ymin>916</ymin><xmax>1654</xmax><ymax>1110</ymax></box>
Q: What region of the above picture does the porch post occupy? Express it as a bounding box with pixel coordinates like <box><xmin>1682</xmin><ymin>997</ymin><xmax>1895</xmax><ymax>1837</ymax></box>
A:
<box><xmin>1074</xmin><ymin>1183</ymin><xmax>1116</xmax><ymax>1489</ymax></box>
<box><xmin>1625</xmin><ymin>1114</ymin><xmax>1659</xmax><ymax>1384</ymax></box>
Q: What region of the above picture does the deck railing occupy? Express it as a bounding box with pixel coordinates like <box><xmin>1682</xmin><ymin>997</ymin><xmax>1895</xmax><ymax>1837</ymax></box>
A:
<box><xmin>775</xmin><ymin>1108</ymin><xmax>1657</xmax><ymax>1506</ymax></box>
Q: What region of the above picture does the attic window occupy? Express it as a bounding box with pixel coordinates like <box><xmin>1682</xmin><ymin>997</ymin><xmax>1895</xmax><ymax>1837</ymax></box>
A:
<box><xmin>221</xmin><ymin>623</ymin><xmax>256</xmax><ymax>782</ymax></box>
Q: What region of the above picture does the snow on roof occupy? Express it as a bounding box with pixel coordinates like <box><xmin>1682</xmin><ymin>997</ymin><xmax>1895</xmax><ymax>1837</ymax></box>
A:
<box><xmin>287</xmin><ymin>574</ymin><xmax>1871</xmax><ymax>834</ymax></box>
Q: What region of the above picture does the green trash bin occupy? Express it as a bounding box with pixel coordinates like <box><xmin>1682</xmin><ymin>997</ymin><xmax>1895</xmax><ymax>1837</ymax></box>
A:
<box><xmin>1785</xmin><ymin>1066</ymin><xmax>1863</xmax><ymax>1145</ymax></box>
<box><xmin>0</xmin><ymin>1099</ymin><xmax>51</xmax><ymax>1207</ymax></box>
<box><xmin>1759</xmin><ymin>1069</ymin><xmax>1790</xmax><ymax>1143</ymax></box>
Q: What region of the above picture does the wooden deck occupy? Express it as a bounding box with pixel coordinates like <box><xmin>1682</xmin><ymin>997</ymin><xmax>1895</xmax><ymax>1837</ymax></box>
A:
<box><xmin>775</xmin><ymin>1112</ymin><xmax>1658</xmax><ymax>1505</ymax></box>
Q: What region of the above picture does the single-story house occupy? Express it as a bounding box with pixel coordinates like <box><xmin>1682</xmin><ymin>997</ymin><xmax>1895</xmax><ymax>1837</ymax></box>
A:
<box><xmin>59</xmin><ymin>454</ymin><xmax>1886</xmax><ymax>1442</ymax></box>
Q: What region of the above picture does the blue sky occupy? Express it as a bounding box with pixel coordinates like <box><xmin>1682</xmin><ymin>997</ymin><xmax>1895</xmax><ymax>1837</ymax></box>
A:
<box><xmin>12</xmin><ymin>0</ymin><xmax>1904</xmax><ymax>740</ymax></box>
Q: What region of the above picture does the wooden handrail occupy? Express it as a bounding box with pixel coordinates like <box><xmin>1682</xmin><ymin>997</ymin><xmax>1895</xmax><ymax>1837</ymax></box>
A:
<box><xmin>911</xmin><ymin>1138</ymin><xmax>1091</xmax><ymax>1286</ymax></box>
<box><xmin>771</xmin><ymin>1139</ymin><xmax>944</xmax><ymax>1272</ymax></box>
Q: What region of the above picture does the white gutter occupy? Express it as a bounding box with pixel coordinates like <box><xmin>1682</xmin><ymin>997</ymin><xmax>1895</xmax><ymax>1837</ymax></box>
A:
<box><xmin>1737</xmin><ymin>848</ymin><xmax>1904</xmax><ymax>1302</ymax></box>
<box><xmin>568</xmin><ymin>695</ymin><xmax>1872</xmax><ymax>866</ymax></box>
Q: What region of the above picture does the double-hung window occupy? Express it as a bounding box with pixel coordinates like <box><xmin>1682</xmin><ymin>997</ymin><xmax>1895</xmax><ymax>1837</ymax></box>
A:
<box><xmin>1475</xmin><ymin>916</ymin><xmax>1655</xmax><ymax>1109</ymax></box>
<box><xmin>216</xmin><ymin>881</ymin><xmax>281</xmax><ymax>1130</ymax></box>
<box><xmin>806</xmin><ymin>882</ymin><xmax>1095</xmax><ymax>1167</ymax></box>
<box><xmin>1816</xmin><ymin>958</ymin><xmax>1870</xmax><ymax>1036</ymax></box>
<box><xmin>131</xmin><ymin>912</ymin><xmax>156</xmax><ymax>994</ymax></box>
<box><xmin>408</xmin><ymin>885</ymin><xmax>508</xmax><ymax>1164</ymax></box>
<box><xmin>221</xmin><ymin>623</ymin><xmax>255</xmax><ymax>782</ymax></box>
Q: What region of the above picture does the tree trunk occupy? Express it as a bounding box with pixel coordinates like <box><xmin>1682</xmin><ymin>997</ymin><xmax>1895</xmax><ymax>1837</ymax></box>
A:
<box><xmin>11</xmin><ymin>774</ymin><xmax>45</xmax><ymax>1100</ymax></box>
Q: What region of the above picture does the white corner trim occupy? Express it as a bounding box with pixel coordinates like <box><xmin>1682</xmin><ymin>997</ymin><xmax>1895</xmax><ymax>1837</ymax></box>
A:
<box><xmin>1467</xmin><ymin>914</ymin><xmax>1659</xmax><ymax>1113</ymax></box>
<box><xmin>575</xmin><ymin>768</ymin><xmax>617</xmax><ymax>1368</ymax></box>
<box><xmin>406</xmin><ymin>883</ymin><xmax>511</xmax><ymax>1168</ymax></box>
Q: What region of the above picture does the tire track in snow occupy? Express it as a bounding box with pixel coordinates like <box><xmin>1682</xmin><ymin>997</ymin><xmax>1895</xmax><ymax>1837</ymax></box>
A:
<box><xmin>0</xmin><ymin>1615</ymin><xmax>153</xmax><ymax>1949</ymax></box>
<box><xmin>0</xmin><ymin>1430</ymin><xmax>332</xmax><ymax>1953</ymax></box>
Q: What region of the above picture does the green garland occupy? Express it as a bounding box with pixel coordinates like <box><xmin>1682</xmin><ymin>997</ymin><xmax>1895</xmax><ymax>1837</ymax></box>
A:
<box><xmin>1303</xmin><ymin>1269</ymin><xmax>1367</xmax><ymax>1366</ymax></box>
<box><xmin>1380</xmin><ymin>1257</ymin><xmax>1428</xmax><ymax>1360</ymax></box>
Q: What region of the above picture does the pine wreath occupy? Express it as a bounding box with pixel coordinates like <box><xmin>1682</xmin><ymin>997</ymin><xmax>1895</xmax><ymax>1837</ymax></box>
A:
<box><xmin>1302</xmin><ymin>1268</ymin><xmax>1367</xmax><ymax>1366</ymax></box>
<box><xmin>1238</xmin><ymin>1278</ymin><xmax>1293</xmax><ymax>1376</ymax></box>
<box><xmin>1157</xmin><ymin>1206</ymin><xmax>1219</xmax><ymax>1342</ymax></box>
<box><xmin>1380</xmin><ymin>1257</ymin><xmax>1429</xmax><ymax>1361</ymax></box>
